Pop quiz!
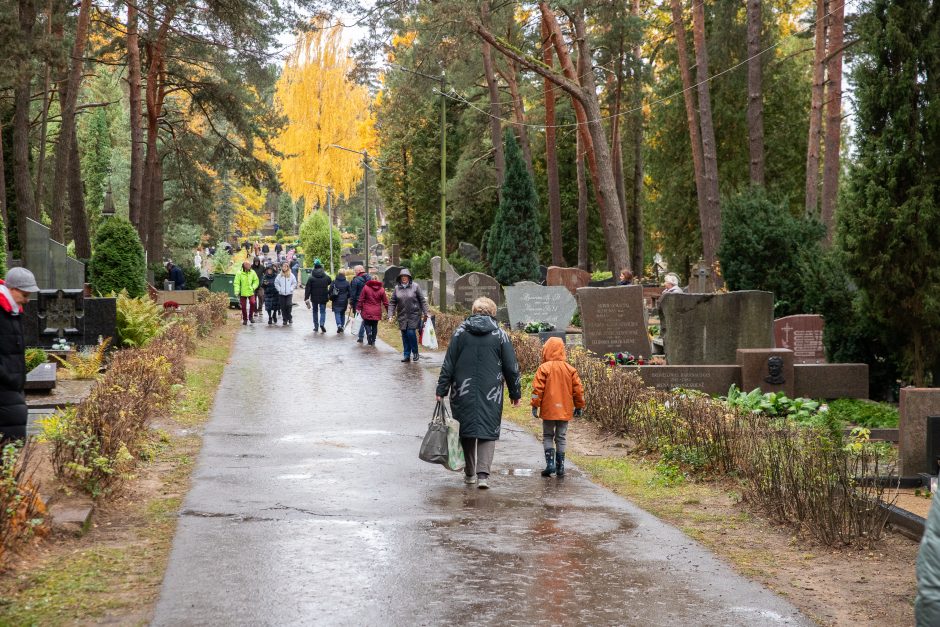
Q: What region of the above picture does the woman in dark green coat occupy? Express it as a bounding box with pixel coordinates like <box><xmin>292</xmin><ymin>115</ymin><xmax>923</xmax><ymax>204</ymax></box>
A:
<box><xmin>435</xmin><ymin>297</ymin><xmax>522</xmax><ymax>489</ymax></box>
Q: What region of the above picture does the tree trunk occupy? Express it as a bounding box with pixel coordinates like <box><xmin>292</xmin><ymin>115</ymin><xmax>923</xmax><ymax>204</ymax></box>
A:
<box><xmin>821</xmin><ymin>0</ymin><xmax>844</xmax><ymax>244</ymax></box>
<box><xmin>127</xmin><ymin>0</ymin><xmax>144</xmax><ymax>230</ymax></box>
<box><xmin>0</xmin><ymin>119</ymin><xmax>7</xmax><ymax>236</ymax></box>
<box><xmin>630</xmin><ymin>0</ymin><xmax>645</xmax><ymax>278</ymax></box>
<box><xmin>670</xmin><ymin>0</ymin><xmax>707</xmax><ymax>253</ymax></box>
<box><xmin>50</xmin><ymin>0</ymin><xmax>92</xmax><ymax>244</ymax></box>
<box><xmin>480</xmin><ymin>1</ymin><xmax>504</xmax><ymax>195</ymax></box>
<box><xmin>501</xmin><ymin>61</ymin><xmax>534</xmax><ymax>178</ymax></box>
<box><xmin>475</xmin><ymin>6</ymin><xmax>631</xmax><ymax>272</ymax></box>
<box><xmin>746</xmin><ymin>0</ymin><xmax>765</xmax><ymax>186</ymax></box>
<box><xmin>34</xmin><ymin>0</ymin><xmax>56</xmax><ymax>213</ymax></box>
<box><xmin>141</xmin><ymin>9</ymin><xmax>173</xmax><ymax>257</ymax></box>
<box><xmin>610</xmin><ymin>54</ymin><xmax>629</xmax><ymax>263</ymax></box>
<box><xmin>541</xmin><ymin>19</ymin><xmax>565</xmax><ymax>267</ymax></box>
<box><xmin>13</xmin><ymin>0</ymin><xmax>39</xmax><ymax>254</ymax></box>
<box><xmin>805</xmin><ymin>0</ymin><xmax>827</xmax><ymax>216</ymax></box>
<box><xmin>690</xmin><ymin>0</ymin><xmax>722</xmax><ymax>270</ymax></box>
<box><xmin>547</xmin><ymin>5</ymin><xmax>630</xmax><ymax>272</ymax></box>
<box><xmin>576</xmin><ymin>132</ymin><xmax>589</xmax><ymax>271</ymax></box>
<box><xmin>67</xmin><ymin>124</ymin><xmax>90</xmax><ymax>259</ymax></box>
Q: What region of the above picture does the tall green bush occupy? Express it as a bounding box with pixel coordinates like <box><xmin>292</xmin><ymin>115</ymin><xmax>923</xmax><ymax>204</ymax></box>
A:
<box><xmin>298</xmin><ymin>211</ymin><xmax>341</xmax><ymax>269</ymax></box>
<box><xmin>487</xmin><ymin>129</ymin><xmax>541</xmax><ymax>285</ymax></box>
<box><xmin>718</xmin><ymin>187</ymin><xmax>824</xmax><ymax>316</ymax></box>
<box><xmin>89</xmin><ymin>217</ymin><xmax>146</xmax><ymax>297</ymax></box>
<box><xmin>841</xmin><ymin>0</ymin><xmax>940</xmax><ymax>386</ymax></box>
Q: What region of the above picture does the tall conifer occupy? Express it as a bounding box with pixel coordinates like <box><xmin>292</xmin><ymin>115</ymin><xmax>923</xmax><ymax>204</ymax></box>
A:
<box><xmin>487</xmin><ymin>129</ymin><xmax>541</xmax><ymax>285</ymax></box>
<box><xmin>841</xmin><ymin>0</ymin><xmax>940</xmax><ymax>385</ymax></box>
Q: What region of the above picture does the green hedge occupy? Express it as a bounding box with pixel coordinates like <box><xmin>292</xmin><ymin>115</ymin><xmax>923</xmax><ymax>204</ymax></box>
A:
<box><xmin>89</xmin><ymin>217</ymin><xmax>146</xmax><ymax>297</ymax></box>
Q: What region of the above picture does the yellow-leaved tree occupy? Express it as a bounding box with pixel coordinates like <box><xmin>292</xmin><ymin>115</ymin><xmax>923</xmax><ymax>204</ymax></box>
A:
<box><xmin>274</xmin><ymin>25</ymin><xmax>374</xmax><ymax>213</ymax></box>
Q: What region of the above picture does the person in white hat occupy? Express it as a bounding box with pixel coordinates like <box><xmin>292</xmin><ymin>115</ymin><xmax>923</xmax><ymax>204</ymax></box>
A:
<box><xmin>0</xmin><ymin>267</ymin><xmax>40</xmax><ymax>440</ymax></box>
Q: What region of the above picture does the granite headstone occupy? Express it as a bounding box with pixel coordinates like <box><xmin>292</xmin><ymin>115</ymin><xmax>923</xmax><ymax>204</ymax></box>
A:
<box><xmin>577</xmin><ymin>285</ymin><xmax>651</xmax><ymax>358</ymax></box>
<box><xmin>774</xmin><ymin>314</ymin><xmax>826</xmax><ymax>364</ymax></box>
<box><xmin>430</xmin><ymin>256</ymin><xmax>459</xmax><ymax>306</ymax></box>
<box><xmin>504</xmin><ymin>284</ymin><xmax>577</xmax><ymax>332</ymax></box>
<box><xmin>546</xmin><ymin>266</ymin><xmax>592</xmax><ymax>296</ymax></box>
<box><xmin>458</xmin><ymin>242</ymin><xmax>482</xmax><ymax>263</ymax></box>
<box><xmin>453</xmin><ymin>272</ymin><xmax>502</xmax><ymax>308</ymax></box>
<box><xmin>659</xmin><ymin>291</ymin><xmax>774</xmax><ymax>365</ymax></box>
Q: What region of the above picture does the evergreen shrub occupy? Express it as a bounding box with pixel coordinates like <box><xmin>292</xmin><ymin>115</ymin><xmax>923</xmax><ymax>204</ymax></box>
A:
<box><xmin>487</xmin><ymin>129</ymin><xmax>541</xmax><ymax>285</ymax></box>
<box><xmin>89</xmin><ymin>217</ymin><xmax>146</xmax><ymax>297</ymax></box>
<box><xmin>718</xmin><ymin>188</ymin><xmax>824</xmax><ymax>316</ymax></box>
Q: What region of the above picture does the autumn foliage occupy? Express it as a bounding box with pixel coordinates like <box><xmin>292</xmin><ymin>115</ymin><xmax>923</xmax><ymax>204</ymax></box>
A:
<box><xmin>273</xmin><ymin>25</ymin><xmax>374</xmax><ymax>211</ymax></box>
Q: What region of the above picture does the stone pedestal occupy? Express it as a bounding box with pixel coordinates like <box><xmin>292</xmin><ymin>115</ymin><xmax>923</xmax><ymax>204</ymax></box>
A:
<box><xmin>737</xmin><ymin>348</ymin><xmax>795</xmax><ymax>396</ymax></box>
<box><xmin>899</xmin><ymin>388</ymin><xmax>940</xmax><ymax>476</ymax></box>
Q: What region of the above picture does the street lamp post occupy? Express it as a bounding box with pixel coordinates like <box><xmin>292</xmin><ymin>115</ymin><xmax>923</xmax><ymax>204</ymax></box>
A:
<box><xmin>395</xmin><ymin>65</ymin><xmax>447</xmax><ymax>309</ymax></box>
<box><xmin>328</xmin><ymin>144</ymin><xmax>371</xmax><ymax>273</ymax></box>
<box><xmin>305</xmin><ymin>180</ymin><xmax>335</xmax><ymax>275</ymax></box>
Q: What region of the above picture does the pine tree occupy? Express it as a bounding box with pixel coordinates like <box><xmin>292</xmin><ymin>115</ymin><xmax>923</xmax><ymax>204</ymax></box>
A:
<box><xmin>277</xmin><ymin>193</ymin><xmax>294</xmax><ymax>233</ymax></box>
<box><xmin>841</xmin><ymin>0</ymin><xmax>940</xmax><ymax>385</ymax></box>
<box><xmin>487</xmin><ymin>130</ymin><xmax>541</xmax><ymax>285</ymax></box>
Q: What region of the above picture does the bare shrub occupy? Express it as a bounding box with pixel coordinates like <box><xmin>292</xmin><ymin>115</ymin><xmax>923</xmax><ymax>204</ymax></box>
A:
<box><xmin>0</xmin><ymin>441</ymin><xmax>47</xmax><ymax>564</ymax></box>
<box><xmin>429</xmin><ymin>309</ymin><xmax>466</xmax><ymax>349</ymax></box>
<box><xmin>509</xmin><ymin>331</ymin><xmax>543</xmax><ymax>375</ymax></box>
<box><xmin>570</xmin><ymin>352</ymin><xmax>896</xmax><ymax>547</ymax></box>
<box><xmin>185</xmin><ymin>291</ymin><xmax>229</xmax><ymax>337</ymax></box>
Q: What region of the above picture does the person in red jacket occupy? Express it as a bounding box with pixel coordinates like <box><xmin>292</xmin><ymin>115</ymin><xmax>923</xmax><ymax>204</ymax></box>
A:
<box><xmin>531</xmin><ymin>337</ymin><xmax>585</xmax><ymax>478</ymax></box>
<box><xmin>356</xmin><ymin>279</ymin><xmax>388</xmax><ymax>346</ymax></box>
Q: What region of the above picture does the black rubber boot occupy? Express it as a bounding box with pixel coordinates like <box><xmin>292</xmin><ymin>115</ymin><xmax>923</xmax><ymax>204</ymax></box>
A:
<box><xmin>541</xmin><ymin>448</ymin><xmax>556</xmax><ymax>477</ymax></box>
<box><xmin>556</xmin><ymin>451</ymin><xmax>566</xmax><ymax>477</ymax></box>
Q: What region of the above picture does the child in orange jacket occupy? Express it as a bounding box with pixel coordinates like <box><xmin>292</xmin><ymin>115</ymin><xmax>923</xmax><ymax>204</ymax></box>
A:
<box><xmin>531</xmin><ymin>337</ymin><xmax>585</xmax><ymax>477</ymax></box>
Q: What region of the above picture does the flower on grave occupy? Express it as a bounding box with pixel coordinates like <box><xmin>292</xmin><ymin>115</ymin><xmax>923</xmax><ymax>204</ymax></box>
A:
<box><xmin>163</xmin><ymin>301</ymin><xmax>180</xmax><ymax>310</ymax></box>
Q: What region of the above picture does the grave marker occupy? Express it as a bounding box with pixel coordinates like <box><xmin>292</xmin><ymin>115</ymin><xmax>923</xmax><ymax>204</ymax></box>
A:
<box><xmin>577</xmin><ymin>286</ymin><xmax>651</xmax><ymax>358</ymax></box>
<box><xmin>546</xmin><ymin>266</ymin><xmax>592</xmax><ymax>295</ymax></box>
<box><xmin>453</xmin><ymin>272</ymin><xmax>502</xmax><ymax>308</ymax></box>
<box><xmin>774</xmin><ymin>314</ymin><xmax>826</xmax><ymax>363</ymax></box>
<box><xmin>504</xmin><ymin>284</ymin><xmax>577</xmax><ymax>332</ymax></box>
<box><xmin>659</xmin><ymin>291</ymin><xmax>774</xmax><ymax>365</ymax></box>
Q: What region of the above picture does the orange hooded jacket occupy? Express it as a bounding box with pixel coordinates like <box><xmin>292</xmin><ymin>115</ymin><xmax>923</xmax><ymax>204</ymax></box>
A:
<box><xmin>531</xmin><ymin>337</ymin><xmax>585</xmax><ymax>421</ymax></box>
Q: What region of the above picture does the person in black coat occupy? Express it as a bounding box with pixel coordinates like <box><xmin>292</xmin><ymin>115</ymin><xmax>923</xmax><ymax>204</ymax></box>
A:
<box><xmin>329</xmin><ymin>272</ymin><xmax>351</xmax><ymax>333</ymax></box>
<box><xmin>166</xmin><ymin>262</ymin><xmax>186</xmax><ymax>290</ymax></box>
<box><xmin>261</xmin><ymin>266</ymin><xmax>279</xmax><ymax>324</ymax></box>
<box><xmin>435</xmin><ymin>297</ymin><xmax>522</xmax><ymax>489</ymax></box>
<box><xmin>0</xmin><ymin>268</ymin><xmax>40</xmax><ymax>441</ymax></box>
<box><xmin>347</xmin><ymin>265</ymin><xmax>372</xmax><ymax>343</ymax></box>
<box><xmin>303</xmin><ymin>259</ymin><xmax>332</xmax><ymax>333</ymax></box>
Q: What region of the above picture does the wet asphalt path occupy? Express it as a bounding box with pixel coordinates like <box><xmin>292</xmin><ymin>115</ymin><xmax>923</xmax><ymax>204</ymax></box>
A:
<box><xmin>153</xmin><ymin>296</ymin><xmax>811</xmax><ymax>626</ymax></box>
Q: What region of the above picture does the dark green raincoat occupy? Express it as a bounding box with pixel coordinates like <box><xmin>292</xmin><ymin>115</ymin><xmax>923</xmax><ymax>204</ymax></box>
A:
<box><xmin>436</xmin><ymin>315</ymin><xmax>522</xmax><ymax>441</ymax></box>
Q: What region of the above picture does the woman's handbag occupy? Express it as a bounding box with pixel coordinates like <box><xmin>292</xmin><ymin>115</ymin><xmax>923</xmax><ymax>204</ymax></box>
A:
<box><xmin>419</xmin><ymin>401</ymin><xmax>465</xmax><ymax>471</ymax></box>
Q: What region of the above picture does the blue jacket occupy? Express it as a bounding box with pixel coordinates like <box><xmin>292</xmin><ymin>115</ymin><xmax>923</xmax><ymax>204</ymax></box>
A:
<box><xmin>349</xmin><ymin>272</ymin><xmax>371</xmax><ymax>308</ymax></box>
<box><xmin>168</xmin><ymin>265</ymin><xmax>186</xmax><ymax>290</ymax></box>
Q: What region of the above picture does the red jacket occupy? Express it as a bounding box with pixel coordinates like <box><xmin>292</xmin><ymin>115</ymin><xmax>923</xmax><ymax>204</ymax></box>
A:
<box><xmin>357</xmin><ymin>280</ymin><xmax>388</xmax><ymax>321</ymax></box>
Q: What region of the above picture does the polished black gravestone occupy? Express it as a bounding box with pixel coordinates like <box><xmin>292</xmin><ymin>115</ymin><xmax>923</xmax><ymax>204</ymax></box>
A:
<box><xmin>22</xmin><ymin>290</ymin><xmax>116</xmax><ymax>348</ymax></box>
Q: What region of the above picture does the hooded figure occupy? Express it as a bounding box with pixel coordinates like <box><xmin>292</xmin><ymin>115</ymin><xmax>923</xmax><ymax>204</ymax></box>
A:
<box><xmin>261</xmin><ymin>266</ymin><xmax>279</xmax><ymax>324</ymax></box>
<box><xmin>531</xmin><ymin>337</ymin><xmax>586</xmax><ymax>477</ymax></box>
<box><xmin>357</xmin><ymin>279</ymin><xmax>388</xmax><ymax>346</ymax></box>
<box><xmin>436</xmin><ymin>298</ymin><xmax>522</xmax><ymax>488</ymax></box>
<box><xmin>388</xmin><ymin>268</ymin><xmax>429</xmax><ymax>362</ymax></box>
<box><xmin>348</xmin><ymin>265</ymin><xmax>372</xmax><ymax>344</ymax></box>
<box><xmin>304</xmin><ymin>260</ymin><xmax>332</xmax><ymax>332</ymax></box>
<box><xmin>329</xmin><ymin>272</ymin><xmax>351</xmax><ymax>332</ymax></box>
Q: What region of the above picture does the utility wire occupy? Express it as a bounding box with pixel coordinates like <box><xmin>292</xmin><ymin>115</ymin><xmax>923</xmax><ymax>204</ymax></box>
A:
<box><xmin>439</xmin><ymin>0</ymin><xmax>856</xmax><ymax>130</ymax></box>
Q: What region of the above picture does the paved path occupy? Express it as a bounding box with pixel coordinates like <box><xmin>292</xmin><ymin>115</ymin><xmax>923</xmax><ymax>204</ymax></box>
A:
<box><xmin>153</xmin><ymin>297</ymin><xmax>810</xmax><ymax>626</ymax></box>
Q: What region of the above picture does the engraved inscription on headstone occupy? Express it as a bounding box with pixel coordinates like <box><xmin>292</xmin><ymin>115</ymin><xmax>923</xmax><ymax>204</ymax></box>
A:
<box><xmin>453</xmin><ymin>272</ymin><xmax>502</xmax><ymax>308</ymax></box>
<box><xmin>774</xmin><ymin>314</ymin><xmax>826</xmax><ymax>364</ymax></box>
<box><xmin>504</xmin><ymin>284</ymin><xmax>577</xmax><ymax>331</ymax></box>
<box><xmin>577</xmin><ymin>286</ymin><xmax>651</xmax><ymax>358</ymax></box>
